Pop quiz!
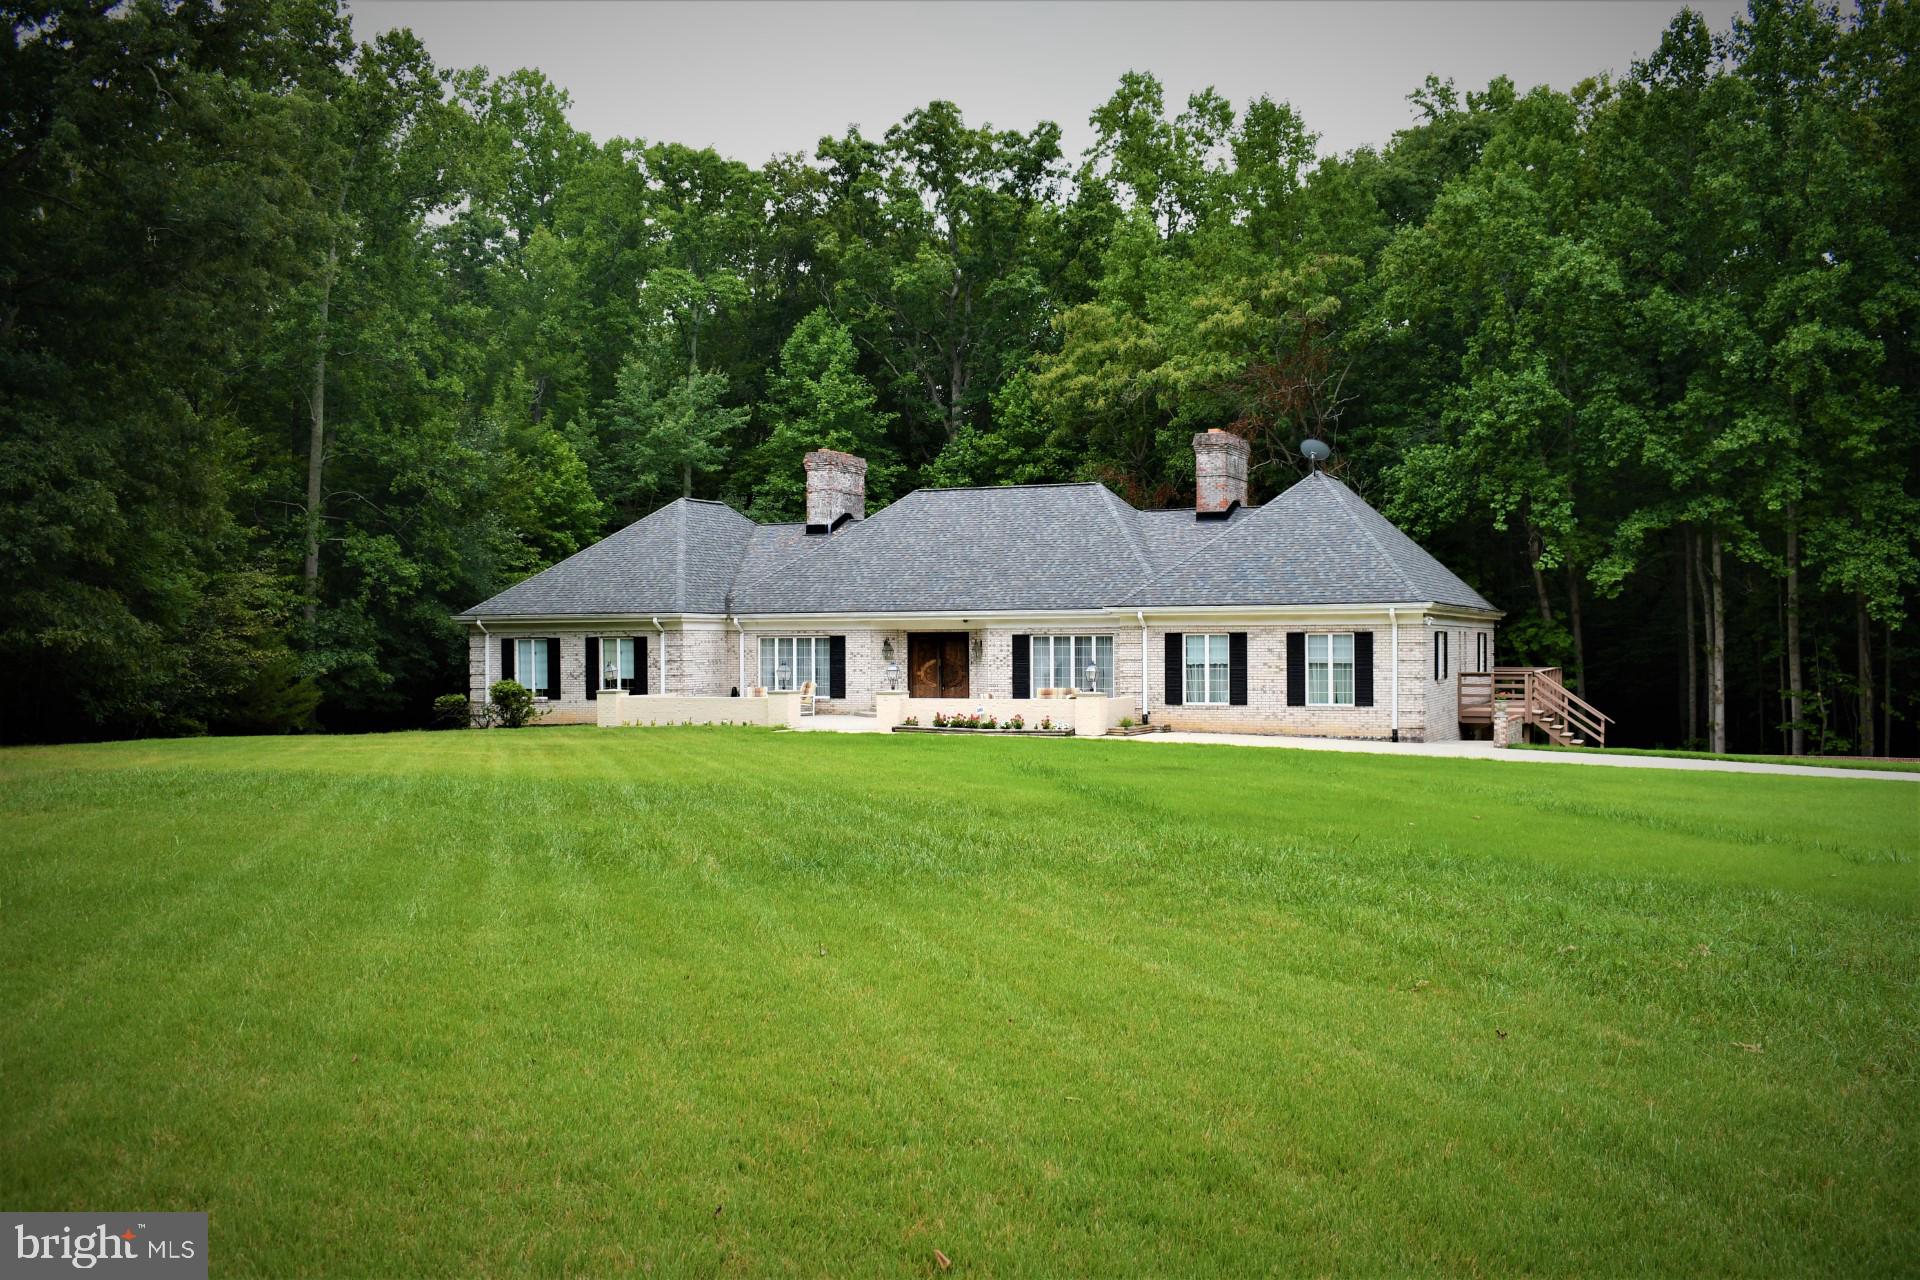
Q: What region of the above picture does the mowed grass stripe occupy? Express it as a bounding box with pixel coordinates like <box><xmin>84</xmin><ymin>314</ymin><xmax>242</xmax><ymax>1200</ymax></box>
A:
<box><xmin>0</xmin><ymin>728</ymin><xmax>1913</xmax><ymax>1275</ymax></box>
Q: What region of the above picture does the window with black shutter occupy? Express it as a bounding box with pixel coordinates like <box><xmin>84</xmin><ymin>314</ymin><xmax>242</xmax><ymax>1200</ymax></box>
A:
<box><xmin>585</xmin><ymin>637</ymin><xmax>600</xmax><ymax>700</ymax></box>
<box><xmin>545</xmin><ymin>638</ymin><xmax>561</xmax><ymax>700</ymax></box>
<box><xmin>829</xmin><ymin>636</ymin><xmax>847</xmax><ymax>699</ymax></box>
<box><xmin>1162</xmin><ymin>633</ymin><xmax>1183</xmax><ymax>706</ymax></box>
<box><xmin>1228</xmin><ymin>632</ymin><xmax>1248</xmax><ymax>706</ymax></box>
<box><xmin>1353</xmin><ymin>632</ymin><xmax>1375</xmax><ymax>706</ymax></box>
<box><xmin>1286</xmin><ymin>632</ymin><xmax>1306</xmax><ymax>706</ymax></box>
<box><xmin>1011</xmin><ymin>635</ymin><xmax>1031</xmax><ymax>698</ymax></box>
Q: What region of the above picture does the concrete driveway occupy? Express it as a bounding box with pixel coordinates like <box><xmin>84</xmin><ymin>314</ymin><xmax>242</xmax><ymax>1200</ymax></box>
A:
<box><xmin>1117</xmin><ymin>730</ymin><xmax>1920</xmax><ymax>783</ymax></box>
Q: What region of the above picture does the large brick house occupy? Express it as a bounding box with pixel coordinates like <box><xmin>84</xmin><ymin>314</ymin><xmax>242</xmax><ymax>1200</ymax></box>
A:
<box><xmin>455</xmin><ymin>431</ymin><xmax>1502</xmax><ymax>741</ymax></box>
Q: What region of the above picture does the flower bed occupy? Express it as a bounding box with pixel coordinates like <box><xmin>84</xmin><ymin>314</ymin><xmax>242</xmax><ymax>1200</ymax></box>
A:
<box><xmin>893</xmin><ymin>710</ymin><xmax>1074</xmax><ymax>737</ymax></box>
<box><xmin>890</xmin><ymin>726</ymin><xmax>1075</xmax><ymax>737</ymax></box>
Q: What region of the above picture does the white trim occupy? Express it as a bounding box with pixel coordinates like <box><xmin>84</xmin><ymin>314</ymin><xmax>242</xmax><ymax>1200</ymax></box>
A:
<box><xmin>1303</xmin><ymin>631</ymin><xmax>1357</xmax><ymax>707</ymax></box>
<box><xmin>461</xmin><ymin>602</ymin><xmax>1502</xmax><ymax>630</ymax></box>
<box><xmin>1183</xmin><ymin>633</ymin><xmax>1231</xmax><ymax>705</ymax></box>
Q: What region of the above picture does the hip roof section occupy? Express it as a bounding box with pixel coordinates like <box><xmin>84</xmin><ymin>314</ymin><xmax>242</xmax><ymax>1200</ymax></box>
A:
<box><xmin>457</xmin><ymin>473</ymin><xmax>1495</xmax><ymax>619</ymax></box>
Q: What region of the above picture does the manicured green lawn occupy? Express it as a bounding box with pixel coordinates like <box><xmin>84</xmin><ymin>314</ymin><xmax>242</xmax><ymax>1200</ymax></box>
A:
<box><xmin>2</xmin><ymin>728</ymin><xmax>1915</xmax><ymax>1276</ymax></box>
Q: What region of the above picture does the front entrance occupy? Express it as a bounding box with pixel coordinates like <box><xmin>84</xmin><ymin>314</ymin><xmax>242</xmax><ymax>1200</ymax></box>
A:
<box><xmin>908</xmin><ymin>632</ymin><xmax>970</xmax><ymax>698</ymax></box>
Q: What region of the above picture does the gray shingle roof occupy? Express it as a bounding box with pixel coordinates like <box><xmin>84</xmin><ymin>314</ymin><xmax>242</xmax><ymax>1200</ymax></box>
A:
<box><xmin>731</xmin><ymin>483</ymin><xmax>1156</xmax><ymax>614</ymax></box>
<box><xmin>459</xmin><ymin>472</ymin><xmax>1496</xmax><ymax>619</ymax></box>
<box><xmin>458</xmin><ymin>498</ymin><xmax>758</xmax><ymax>617</ymax></box>
<box><xmin>1117</xmin><ymin>471</ymin><xmax>1495</xmax><ymax>610</ymax></box>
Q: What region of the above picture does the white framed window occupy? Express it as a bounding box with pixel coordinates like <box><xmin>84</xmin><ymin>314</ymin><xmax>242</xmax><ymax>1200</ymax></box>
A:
<box><xmin>1031</xmin><ymin>635</ymin><xmax>1113</xmax><ymax>693</ymax></box>
<box><xmin>598</xmin><ymin>637</ymin><xmax>638</xmax><ymax>691</ymax></box>
<box><xmin>759</xmin><ymin>636</ymin><xmax>831</xmax><ymax>691</ymax></box>
<box><xmin>1305</xmin><ymin>632</ymin><xmax>1356</xmax><ymax>706</ymax></box>
<box><xmin>1434</xmin><ymin>630</ymin><xmax>1449</xmax><ymax>681</ymax></box>
<box><xmin>1184</xmin><ymin>634</ymin><xmax>1230</xmax><ymax>705</ymax></box>
<box><xmin>1476</xmin><ymin>631</ymin><xmax>1490</xmax><ymax>671</ymax></box>
<box><xmin>514</xmin><ymin>638</ymin><xmax>549</xmax><ymax>696</ymax></box>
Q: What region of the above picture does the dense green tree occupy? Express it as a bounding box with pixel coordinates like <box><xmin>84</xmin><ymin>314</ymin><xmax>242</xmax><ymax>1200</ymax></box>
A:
<box><xmin>2</xmin><ymin>0</ymin><xmax>1912</xmax><ymax>754</ymax></box>
<box><xmin>747</xmin><ymin>310</ymin><xmax>898</xmax><ymax>520</ymax></box>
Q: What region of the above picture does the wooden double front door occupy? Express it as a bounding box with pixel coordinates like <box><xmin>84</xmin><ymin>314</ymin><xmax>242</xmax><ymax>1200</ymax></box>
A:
<box><xmin>908</xmin><ymin>632</ymin><xmax>970</xmax><ymax>698</ymax></box>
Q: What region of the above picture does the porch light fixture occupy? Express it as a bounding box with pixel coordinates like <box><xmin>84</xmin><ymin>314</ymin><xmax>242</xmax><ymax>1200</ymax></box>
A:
<box><xmin>881</xmin><ymin>638</ymin><xmax>894</xmax><ymax>661</ymax></box>
<box><xmin>1086</xmin><ymin>664</ymin><xmax>1098</xmax><ymax>692</ymax></box>
<box><xmin>886</xmin><ymin>662</ymin><xmax>900</xmax><ymax>690</ymax></box>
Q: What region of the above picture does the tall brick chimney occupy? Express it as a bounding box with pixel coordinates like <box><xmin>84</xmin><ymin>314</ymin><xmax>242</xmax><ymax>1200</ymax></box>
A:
<box><xmin>804</xmin><ymin>449</ymin><xmax>867</xmax><ymax>533</ymax></box>
<box><xmin>1193</xmin><ymin>429</ymin><xmax>1249</xmax><ymax>519</ymax></box>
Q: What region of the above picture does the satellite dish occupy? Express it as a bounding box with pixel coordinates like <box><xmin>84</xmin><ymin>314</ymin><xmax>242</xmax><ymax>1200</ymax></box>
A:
<box><xmin>1300</xmin><ymin>438</ymin><xmax>1332</xmax><ymax>467</ymax></box>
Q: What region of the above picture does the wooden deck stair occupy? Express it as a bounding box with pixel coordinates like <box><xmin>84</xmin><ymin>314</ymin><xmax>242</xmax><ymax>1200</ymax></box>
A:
<box><xmin>1458</xmin><ymin>667</ymin><xmax>1613</xmax><ymax>748</ymax></box>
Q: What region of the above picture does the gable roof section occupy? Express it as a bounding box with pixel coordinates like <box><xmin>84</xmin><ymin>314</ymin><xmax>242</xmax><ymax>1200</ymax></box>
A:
<box><xmin>458</xmin><ymin>498</ymin><xmax>758</xmax><ymax>617</ymax></box>
<box><xmin>1118</xmin><ymin>471</ymin><xmax>1495</xmax><ymax>610</ymax></box>
<box><xmin>731</xmin><ymin>483</ymin><xmax>1157</xmax><ymax>614</ymax></box>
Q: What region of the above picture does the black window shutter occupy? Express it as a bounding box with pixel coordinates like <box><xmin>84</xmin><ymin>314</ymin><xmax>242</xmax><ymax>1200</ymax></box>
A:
<box><xmin>829</xmin><ymin>636</ymin><xmax>847</xmax><ymax>699</ymax></box>
<box><xmin>585</xmin><ymin>637</ymin><xmax>600</xmax><ymax>700</ymax></box>
<box><xmin>1011</xmin><ymin>635</ymin><xmax>1031</xmax><ymax>698</ymax></box>
<box><xmin>1353</xmin><ymin>631</ymin><xmax>1375</xmax><ymax>706</ymax></box>
<box><xmin>636</xmin><ymin>635</ymin><xmax>648</xmax><ymax>695</ymax></box>
<box><xmin>500</xmin><ymin>636</ymin><xmax>515</xmax><ymax>684</ymax></box>
<box><xmin>1286</xmin><ymin>632</ymin><xmax>1306</xmax><ymax>706</ymax></box>
<box><xmin>1163</xmin><ymin>633</ymin><xmax>1183</xmax><ymax>706</ymax></box>
<box><xmin>546</xmin><ymin>638</ymin><xmax>562</xmax><ymax>700</ymax></box>
<box><xmin>1228</xmin><ymin>632</ymin><xmax>1249</xmax><ymax>705</ymax></box>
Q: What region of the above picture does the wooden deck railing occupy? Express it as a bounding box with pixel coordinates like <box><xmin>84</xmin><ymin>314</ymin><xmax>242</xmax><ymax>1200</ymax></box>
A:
<box><xmin>1459</xmin><ymin>667</ymin><xmax>1612</xmax><ymax>747</ymax></box>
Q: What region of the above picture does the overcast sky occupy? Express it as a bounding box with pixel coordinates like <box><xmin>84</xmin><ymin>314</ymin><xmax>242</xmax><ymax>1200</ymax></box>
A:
<box><xmin>346</xmin><ymin>0</ymin><xmax>1746</xmax><ymax>162</ymax></box>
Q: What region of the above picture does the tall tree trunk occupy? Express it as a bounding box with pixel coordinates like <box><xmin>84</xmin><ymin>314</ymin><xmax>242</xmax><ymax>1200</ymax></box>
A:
<box><xmin>1564</xmin><ymin>564</ymin><xmax>1587</xmax><ymax>698</ymax></box>
<box><xmin>302</xmin><ymin>235</ymin><xmax>339</xmax><ymax>628</ymax></box>
<box><xmin>1857</xmin><ymin>595</ymin><xmax>1875</xmax><ymax>757</ymax></box>
<box><xmin>1526</xmin><ymin>523</ymin><xmax>1554</xmax><ymax>624</ymax></box>
<box><xmin>1708</xmin><ymin>528</ymin><xmax>1727</xmax><ymax>754</ymax></box>
<box><xmin>1884</xmin><ymin>620</ymin><xmax>1894</xmax><ymax>758</ymax></box>
<box><xmin>1684</xmin><ymin>528</ymin><xmax>1698</xmax><ymax>746</ymax></box>
<box><xmin>1785</xmin><ymin>509</ymin><xmax>1804</xmax><ymax>755</ymax></box>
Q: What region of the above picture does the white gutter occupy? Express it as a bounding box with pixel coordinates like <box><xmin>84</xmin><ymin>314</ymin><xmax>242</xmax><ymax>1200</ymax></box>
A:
<box><xmin>1136</xmin><ymin>610</ymin><xmax>1149</xmax><ymax>720</ymax></box>
<box><xmin>652</xmin><ymin>616</ymin><xmax>668</xmax><ymax>694</ymax></box>
<box><xmin>1388</xmin><ymin>607</ymin><xmax>1399</xmax><ymax>742</ymax></box>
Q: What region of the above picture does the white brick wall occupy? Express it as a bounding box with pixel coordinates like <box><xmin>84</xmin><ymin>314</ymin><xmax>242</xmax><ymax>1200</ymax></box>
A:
<box><xmin>466</xmin><ymin>615</ymin><xmax>1495</xmax><ymax>738</ymax></box>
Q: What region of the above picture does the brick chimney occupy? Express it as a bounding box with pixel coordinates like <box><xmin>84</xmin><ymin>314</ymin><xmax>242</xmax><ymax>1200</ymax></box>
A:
<box><xmin>804</xmin><ymin>449</ymin><xmax>867</xmax><ymax>533</ymax></box>
<box><xmin>1193</xmin><ymin>429</ymin><xmax>1249</xmax><ymax>519</ymax></box>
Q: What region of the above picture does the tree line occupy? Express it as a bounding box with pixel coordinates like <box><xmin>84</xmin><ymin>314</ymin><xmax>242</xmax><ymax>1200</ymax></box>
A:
<box><xmin>3</xmin><ymin>0</ymin><xmax>1914</xmax><ymax>753</ymax></box>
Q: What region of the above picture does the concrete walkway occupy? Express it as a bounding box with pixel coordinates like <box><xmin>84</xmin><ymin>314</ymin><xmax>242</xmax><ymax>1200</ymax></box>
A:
<box><xmin>1118</xmin><ymin>730</ymin><xmax>1920</xmax><ymax>783</ymax></box>
<box><xmin>790</xmin><ymin>713</ymin><xmax>887</xmax><ymax>733</ymax></box>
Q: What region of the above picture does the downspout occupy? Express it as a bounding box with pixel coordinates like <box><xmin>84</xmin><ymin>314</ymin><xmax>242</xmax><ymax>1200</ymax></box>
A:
<box><xmin>1388</xmin><ymin>607</ymin><xmax>1399</xmax><ymax>743</ymax></box>
<box><xmin>1136</xmin><ymin>610</ymin><xmax>1149</xmax><ymax>721</ymax></box>
<box><xmin>731</xmin><ymin>615</ymin><xmax>743</xmax><ymax>692</ymax></box>
<box><xmin>652</xmin><ymin>616</ymin><xmax>668</xmax><ymax>695</ymax></box>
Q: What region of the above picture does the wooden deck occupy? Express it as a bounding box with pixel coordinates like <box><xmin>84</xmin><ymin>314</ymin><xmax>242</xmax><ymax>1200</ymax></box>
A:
<box><xmin>1460</xmin><ymin>667</ymin><xmax>1612</xmax><ymax>747</ymax></box>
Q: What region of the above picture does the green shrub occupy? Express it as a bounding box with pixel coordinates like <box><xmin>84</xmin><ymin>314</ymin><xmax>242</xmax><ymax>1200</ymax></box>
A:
<box><xmin>1119</xmin><ymin>716</ymin><xmax>1134</xmax><ymax>729</ymax></box>
<box><xmin>433</xmin><ymin>694</ymin><xmax>473</xmax><ymax>729</ymax></box>
<box><xmin>488</xmin><ymin>680</ymin><xmax>539</xmax><ymax>728</ymax></box>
